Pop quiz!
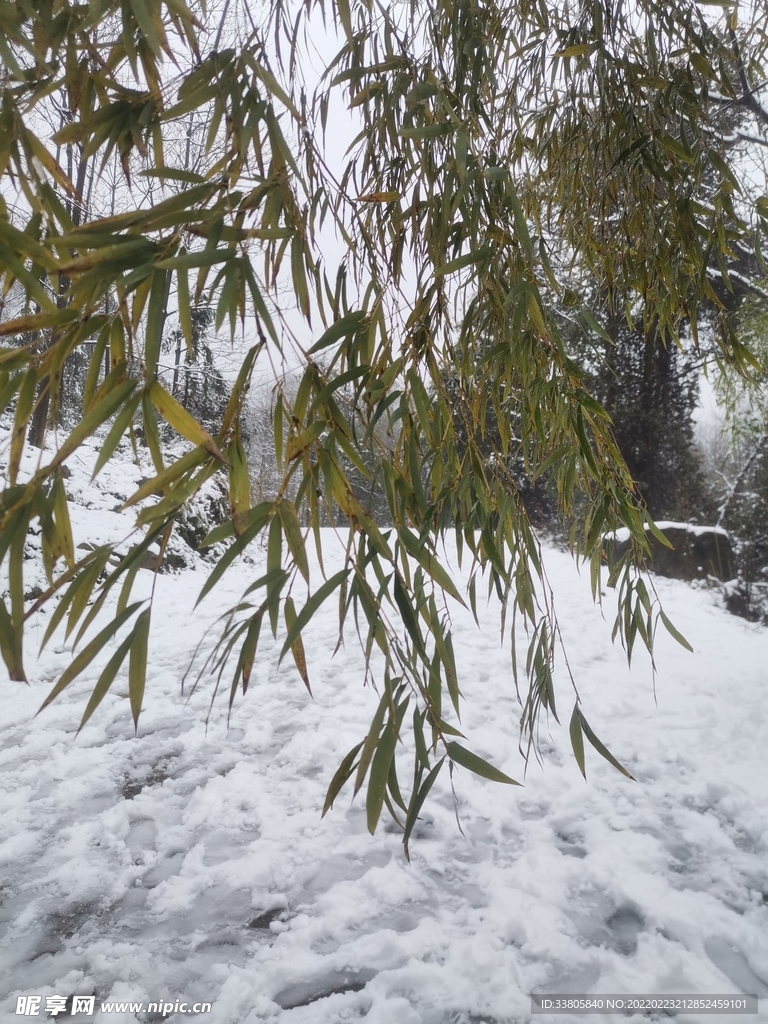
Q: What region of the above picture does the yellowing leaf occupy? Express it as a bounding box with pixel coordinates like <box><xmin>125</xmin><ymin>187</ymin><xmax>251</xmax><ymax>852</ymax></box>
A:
<box><xmin>148</xmin><ymin>381</ymin><xmax>228</xmax><ymax>464</ymax></box>
<box><xmin>284</xmin><ymin>596</ymin><xmax>311</xmax><ymax>695</ymax></box>
<box><xmin>228</xmin><ymin>430</ymin><xmax>251</xmax><ymax>535</ymax></box>
<box><xmin>355</xmin><ymin>191</ymin><xmax>402</xmax><ymax>203</ymax></box>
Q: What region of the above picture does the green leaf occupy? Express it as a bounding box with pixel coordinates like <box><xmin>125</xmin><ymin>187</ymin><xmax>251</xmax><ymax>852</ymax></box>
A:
<box><xmin>403</xmin><ymin>757</ymin><xmax>446</xmax><ymax>857</ymax></box>
<box><xmin>366</xmin><ymin>719</ymin><xmax>399</xmax><ymax>833</ymax></box>
<box><xmin>38</xmin><ymin>603</ymin><xmax>144</xmax><ymax>713</ymax></box>
<box><xmin>50</xmin><ymin>379</ymin><xmax>137</xmax><ymax>472</ymax></box>
<box><xmin>354</xmin><ymin>690</ymin><xmax>389</xmax><ymax>796</ymax></box>
<box><xmin>266</xmin><ymin>511</ymin><xmax>283</xmax><ymax>637</ymax></box>
<box><xmin>237</xmin><ymin>610</ymin><xmax>263</xmax><ymax>695</ymax></box>
<box><xmin>248</xmin><ymin>58</ymin><xmax>301</xmax><ymax>120</ymax></box>
<box><xmin>575</xmin><ymin>708</ymin><xmax>635</xmax><ymax>780</ymax></box>
<box><xmin>570</xmin><ymin>704</ymin><xmax>586</xmax><ymax>778</ymax></box>
<box><xmin>646</xmin><ymin>519</ymin><xmax>673</xmax><ymax>549</ymax></box>
<box><xmin>129</xmin><ymin>608</ymin><xmax>151</xmax><ymax>729</ymax></box>
<box><xmin>278</xmin><ymin>499</ymin><xmax>309</xmax><ymax>582</ymax></box>
<box><xmin>393</xmin><ymin>574</ymin><xmax>424</xmax><ymax>656</ymax></box>
<box><xmin>279</xmin><ymin>569</ymin><xmax>350</xmax><ymax>663</ymax></box>
<box><xmin>78</xmin><ymin>631</ymin><xmax>136</xmax><ymax>732</ymax></box>
<box><xmin>308</xmin><ymin>311</ymin><xmax>367</xmax><ymax>354</ymax></box>
<box><xmin>123</xmin><ymin>445</ymin><xmax>207</xmax><ymax>507</ymax></box>
<box><xmin>446</xmin><ymin>741</ymin><xmax>520</xmax><ymax>785</ymax></box>
<box><xmin>659</xmin><ymin>610</ymin><xmax>694</xmax><ymax>653</ymax></box>
<box><xmin>65</xmin><ymin>547</ymin><xmax>112</xmax><ymax>639</ymax></box>
<box><xmin>177</xmin><ymin>263</ymin><xmax>193</xmax><ymax>356</ymax></box>
<box><xmin>709</xmin><ymin>149</ymin><xmax>742</xmax><ymax>194</ymax></box>
<box><xmin>322</xmin><ymin>741</ymin><xmax>364</xmax><ymax>816</ymax></box>
<box><xmin>400</xmin><ymin>123</ymin><xmax>453</xmax><ymax>139</ymax></box>
<box><xmin>0</xmin><ymin>597</ymin><xmax>26</xmax><ymax>681</ymax></box>
<box><xmin>197</xmin><ymin>503</ymin><xmax>273</xmax><ymax>604</ymax></box>
<box><xmin>579</xmin><ymin>307</ymin><xmax>614</xmax><ymax>345</ymax></box>
<box><xmin>9</xmin><ymin>368</ymin><xmax>36</xmax><ymax>485</ymax></box>
<box><xmin>92</xmin><ymin>394</ymin><xmax>142</xmax><ymax>479</ymax></box>
<box><xmin>436</xmin><ymin>246</ymin><xmax>494</xmax><ymax>276</ymax></box>
<box><xmin>413</xmin><ymin>707</ymin><xmax>431</xmax><ymax>769</ymax></box>
<box><xmin>143</xmin><ymin>270</ymin><xmax>169</xmax><ymax>378</ymax></box>
<box><xmin>228</xmin><ymin>430</ymin><xmax>251</xmax><ymax>534</ymax></box>
<box><xmin>284</xmin><ymin>595</ymin><xmax>311</xmax><ymax>695</ymax></box>
<box><xmin>141</xmin><ymin>167</ymin><xmax>207</xmax><ymax>184</ymax></box>
<box><xmin>220</xmin><ymin>344</ymin><xmax>260</xmax><ymax>438</ymax></box>
<box><xmin>155</xmin><ymin>248</ymin><xmax>236</xmax><ymax>270</ymax></box>
<box><xmin>398</xmin><ymin>528</ymin><xmax>466</xmax><ymax>606</ymax></box>
<box><xmin>149</xmin><ymin>381</ymin><xmax>228</xmax><ymax>463</ymax></box>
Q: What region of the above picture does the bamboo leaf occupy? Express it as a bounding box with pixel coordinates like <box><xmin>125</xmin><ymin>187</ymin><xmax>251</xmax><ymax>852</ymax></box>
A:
<box><xmin>575</xmin><ymin>708</ymin><xmax>635</xmax><ymax>780</ymax></box>
<box><xmin>129</xmin><ymin>608</ymin><xmax>151</xmax><ymax>729</ymax></box>
<box><xmin>64</xmin><ymin>549</ymin><xmax>112</xmax><ymax>641</ymax></box>
<box><xmin>77</xmin><ymin>631</ymin><xmax>136</xmax><ymax>732</ymax></box>
<box><xmin>51</xmin><ymin>472</ymin><xmax>75</xmax><ymax>569</ymax></box>
<box><xmin>50</xmin><ymin>379</ymin><xmax>137</xmax><ymax>472</ymax></box>
<box><xmin>0</xmin><ymin>597</ymin><xmax>26</xmax><ymax>681</ymax></box>
<box><xmin>709</xmin><ymin>149</ymin><xmax>742</xmax><ymax>193</ymax></box>
<box><xmin>149</xmin><ymin>381</ymin><xmax>228</xmax><ymax>463</ymax></box>
<box><xmin>249</xmin><ymin>59</ymin><xmax>301</xmax><ymax>120</ymax></box>
<box><xmin>38</xmin><ymin>603</ymin><xmax>144</xmax><ymax>713</ymax></box>
<box><xmin>284</xmin><ymin>596</ymin><xmax>311</xmax><ymax>695</ymax></box>
<box><xmin>228</xmin><ymin>429</ymin><xmax>251</xmax><ymax>535</ymax></box>
<box><xmin>400</xmin><ymin>123</ymin><xmax>453</xmax><ymax>139</ymax></box>
<box><xmin>238</xmin><ymin>610</ymin><xmax>263</xmax><ymax>695</ymax></box>
<box><xmin>322</xmin><ymin>741</ymin><xmax>364</xmax><ymax>816</ymax></box>
<box><xmin>123</xmin><ymin>445</ymin><xmax>208</xmax><ymax>507</ymax></box>
<box><xmin>403</xmin><ymin>757</ymin><xmax>446</xmax><ymax>858</ymax></box>
<box><xmin>220</xmin><ymin>344</ymin><xmax>260</xmax><ymax>439</ymax></box>
<box><xmin>398</xmin><ymin>528</ymin><xmax>466</xmax><ymax>606</ymax></box>
<box><xmin>646</xmin><ymin>519</ymin><xmax>674</xmax><ymax>550</ymax></box>
<box><xmin>355</xmin><ymin>191</ymin><xmax>402</xmax><ymax>203</ymax></box>
<box><xmin>278</xmin><ymin>569</ymin><xmax>350</xmax><ymax>662</ymax></box>
<box><xmin>366</xmin><ymin>720</ymin><xmax>398</xmax><ymax>833</ymax></box>
<box><xmin>308</xmin><ymin>311</ymin><xmax>367</xmax><ymax>354</ymax></box>
<box><xmin>92</xmin><ymin>394</ymin><xmax>142</xmax><ymax>479</ymax></box>
<box><xmin>659</xmin><ymin>610</ymin><xmax>694</xmax><ymax>653</ymax></box>
<box><xmin>177</xmin><ymin>263</ymin><xmax>193</xmax><ymax>356</ymax></box>
<box><xmin>354</xmin><ymin>690</ymin><xmax>389</xmax><ymax>796</ymax></box>
<box><xmin>0</xmin><ymin>310</ymin><xmax>78</xmax><ymax>337</ymax></box>
<box><xmin>278</xmin><ymin>499</ymin><xmax>308</xmax><ymax>582</ymax></box>
<box><xmin>435</xmin><ymin>246</ymin><xmax>493</xmax><ymax>276</ymax></box>
<box><xmin>446</xmin><ymin>741</ymin><xmax>520</xmax><ymax>785</ymax></box>
<box><xmin>570</xmin><ymin>704</ymin><xmax>586</xmax><ymax>778</ymax></box>
<box><xmin>266</xmin><ymin>511</ymin><xmax>283</xmax><ymax>636</ymax></box>
<box><xmin>141</xmin><ymin>167</ymin><xmax>206</xmax><ymax>184</ymax></box>
<box><xmin>197</xmin><ymin>503</ymin><xmax>273</xmax><ymax>604</ymax></box>
<box><xmin>10</xmin><ymin>368</ymin><xmax>36</xmax><ymax>484</ymax></box>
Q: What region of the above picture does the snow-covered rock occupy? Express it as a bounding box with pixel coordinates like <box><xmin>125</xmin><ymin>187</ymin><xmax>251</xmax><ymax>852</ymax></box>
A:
<box><xmin>607</xmin><ymin>522</ymin><xmax>735</xmax><ymax>582</ymax></box>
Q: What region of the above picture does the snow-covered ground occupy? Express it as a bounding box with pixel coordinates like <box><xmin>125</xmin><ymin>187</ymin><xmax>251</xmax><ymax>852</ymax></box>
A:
<box><xmin>1</xmin><ymin>441</ymin><xmax>767</xmax><ymax>1024</ymax></box>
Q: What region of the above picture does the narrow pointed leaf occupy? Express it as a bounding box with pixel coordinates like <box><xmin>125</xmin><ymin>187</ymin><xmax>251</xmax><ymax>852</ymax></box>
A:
<box><xmin>446</xmin><ymin>742</ymin><xmax>520</xmax><ymax>785</ymax></box>
<box><xmin>129</xmin><ymin>609</ymin><xmax>151</xmax><ymax>729</ymax></box>
<box><xmin>38</xmin><ymin>603</ymin><xmax>144</xmax><ymax>713</ymax></box>
<box><xmin>575</xmin><ymin>708</ymin><xmax>635</xmax><ymax>780</ymax></box>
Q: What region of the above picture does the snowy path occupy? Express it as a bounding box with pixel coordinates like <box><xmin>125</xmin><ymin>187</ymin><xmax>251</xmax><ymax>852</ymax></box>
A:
<box><xmin>2</xmin><ymin>525</ymin><xmax>767</xmax><ymax>1024</ymax></box>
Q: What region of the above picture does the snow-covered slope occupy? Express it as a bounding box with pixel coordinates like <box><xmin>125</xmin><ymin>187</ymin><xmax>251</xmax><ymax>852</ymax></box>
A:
<box><xmin>1</xmin><ymin>440</ymin><xmax>767</xmax><ymax>1024</ymax></box>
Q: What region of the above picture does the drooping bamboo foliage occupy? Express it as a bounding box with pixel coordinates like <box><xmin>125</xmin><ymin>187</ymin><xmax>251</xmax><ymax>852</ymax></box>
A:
<box><xmin>1</xmin><ymin>0</ymin><xmax>767</xmax><ymax>850</ymax></box>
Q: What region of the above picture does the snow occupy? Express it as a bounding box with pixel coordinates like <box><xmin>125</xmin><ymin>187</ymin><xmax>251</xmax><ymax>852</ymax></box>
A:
<box><xmin>608</xmin><ymin>522</ymin><xmax>732</xmax><ymax>545</ymax></box>
<box><xmin>1</xmin><ymin>439</ymin><xmax>767</xmax><ymax>1024</ymax></box>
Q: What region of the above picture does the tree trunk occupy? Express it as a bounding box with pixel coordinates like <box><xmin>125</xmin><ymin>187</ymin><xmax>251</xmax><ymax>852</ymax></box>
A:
<box><xmin>28</xmin><ymin>378</ymin><xmax>49</xmax><ymax>449</ymax></box>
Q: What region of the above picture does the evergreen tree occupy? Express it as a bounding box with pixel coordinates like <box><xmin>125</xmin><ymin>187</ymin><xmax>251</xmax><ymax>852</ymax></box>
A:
<box><xmin>164</xmin><ymin>307</ymin><xmax>229</xmax><ymax>435</ymax></box>
<box><xmin>711</xmin><ymin>293</ymin><xmax>768</xmax><ymax>619</ymax></box>
<box><xmin>588</xmin><ymin>322</ymin><xmax>706</xmax><ymax>522</ymax></box>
